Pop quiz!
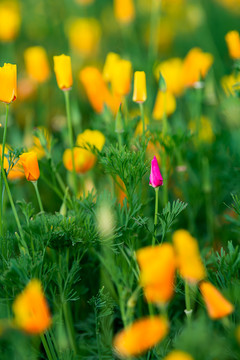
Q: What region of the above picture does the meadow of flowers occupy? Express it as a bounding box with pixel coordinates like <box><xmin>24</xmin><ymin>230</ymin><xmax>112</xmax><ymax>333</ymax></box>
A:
<box><xmin>0</xmin><ymin>0</ymin><xmax>240</xmax><ymax>359</ymax></box>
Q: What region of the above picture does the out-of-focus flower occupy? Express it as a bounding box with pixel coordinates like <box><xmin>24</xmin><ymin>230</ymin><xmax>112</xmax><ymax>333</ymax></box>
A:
<box><xmin>155</xmin><ymin>58</ymin><xmax>184</xmax><ymax>96</ymax></box>
<box><xmin>113</xmin><ymin>316</ymin><xmax>169</xmax><ymax>357</ymax></box>
<box><xmin>24</xmin><ymin>46</ymin><xmax>50</xmax><ymax>84</ymax></box>
<box><xmin>111</xmin><ymin>59</ymin><xmax>132</xmax><ymax>96</ymax></box>
<box><xmin>0</xmin><ymin>1</ymin><xmax>20</xmax><ymax>42</ymax></box>
<box><xmin>63</xmin><ymin>147</ymin><xmax>95</xmax><ymax>174</ymax></box>
<box><xmin>182</xmin><ymin>48</ymin><xmax>213</xmax><ymax>87</ymax></box>
<box><xmin>221</xmin><ymin>73</ymin><xmax>240</xmax><ymax>96</ymax></box>
<box><xmin>216</xmin><ymin>0</ymin><xmax>240</xmax><ymax>14</ymax></box>
<box><xmin>0</xmin><ymin>63</ymin><xmax>17</xmax><ymax>103</ymax></box>
<box><xmin>189</xmin><ymin>116</ymin><xmax>215</xmax><ymax>144</ymax></box>
<box><xmin>75</xmin><ymin>0</ymin><xmax>95</xmax><ymax>5</ymax></box>
<box><xmin>12</xmin><ymin>279</ymin><xmax>51</xmax><ymax>334</ymax></box>
<box><xmin>113</xmin><ymin>0</ymin><xmax>135</xmax><ymax>24</ymax></box>
<box><xmin>103</xmin><ymin>52</ymin><xmax>120</xmax><ymax>82</ymax></box>
<box><xmin>133</xmin><ymin>71</ymin><xmax>147</xmax><ymax>103</ymax></box>
<box><xmin>153</xmin><ymin>90</ymin><xmax>176</xmax><ymax>120</ymax></box>
<box><xmin>30</xmin><ymin>127</ymin><xmax>51</xmax><ymax>159</ymax></box>
<box><xmin>76</xmin><ymin>129</ymin><xmax>105</xmax><ymax>151</ymax></box>
<box><xmin>163</xmin><ymin>350</ymin><xmax>195</xmax><ymax>360</ymax></box>
<box><xmin>225</xmin><ymin>31</ymin><xmax>240</xmax><ymax>60</ymax></box>
<box><xmin>0</xmin><ymin>145</ymin><xmax>24</xmax><ymax>181</ymax></box>
<box><xmin>53</xmin><ymin>55</ymin><xmax>73</xmax><ymax>91</ymax></box>
<box><xmin>137</xmin><ymin>243</ymin><xmax>176</xmax><ymax>304</ymax></box>
<box><xmin>18</xmin><ymin>78</ymin><xmax>37</xmax><ymax>102</ymax></box>
<box><xmin>19</xmin><ymin>151</ymin><xmax>40</xmax><ymax>182</ymax></box>
<box><xmin>149</xmin><ymin>156</ymin><xmax>163</xmax><ymax>188</ymax></box>
<box><xmin>79</xmin><ymin>66</ymin><xmax>119</xmax><ymax>114</ymax></box>
<box><xmin>67</xmin><ymin>18</ymin><xmax>101</xmax><ymax>58</ymax></box>
<box><xmin>173</xmin><ymin>229</ymin><xmax>206</xmax><ymax>283</ymax></box>
<box><xmin>199</xmin><ymin>281</ymin><xmax>234</xmax><ymax>319</ymax></box>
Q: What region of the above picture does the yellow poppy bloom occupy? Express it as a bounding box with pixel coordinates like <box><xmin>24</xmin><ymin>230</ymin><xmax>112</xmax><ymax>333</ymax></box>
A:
<box><xmin>133</xmin><ymin>71</ymin><xmax>147</xmax><ymax>103</ymax></box>
<box><xmin>0</xmin><ymin>63</ymin><xmax>17</xmax><ymax>103</ymax></box>
<box><xmin>53</xmin><ymin>54</ymin><xmax>73</xmax><ymax>91</ymax></box>
<box><xmin>0</xmin><ymin>1</ymin><xmax>20</xmax><ymax>42</ymax></box>
<box><xmin>24</xmin><ymin>46</ymin><xmax>50</xmax><ymax>83</ymax></box>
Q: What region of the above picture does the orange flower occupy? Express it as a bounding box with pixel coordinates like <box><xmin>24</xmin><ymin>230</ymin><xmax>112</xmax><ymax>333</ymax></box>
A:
<box><xmin>114</xmin><ymin>316</ymin><xmax>169</xmax><ymax>357</ymax></box>
<box><xmin>12</xmin><ymin>279</ymin><xmax>51</xmax><ymax>334</ymax></box>
<box><xmin>79</xmin><ymin>66</ymin><xmax>119</xmax><ymax>114</ymax></box>
<box><xmin>133</xmin><ymin>71</ymin><xmax>147</xmax><ymax>103</ymax></box>
<box><xmin>152</xmin><ymin>90</ymin><xmax>176</xmax><ymax>120</ymax></box>
<box><xmin>113</xmin><ymin>0</ymin><xmax>135</xmax><ymax>24</ymax></box>
<box><xmin>173</xmin><ymin>230</ymin><xmax>206</xmax><ymax>283</ymax></box>
<box><xmin>63</xmin><ymin>147</ymin><xmax>96</xmax><ymax>174</ymax></box>
<box><xmin>199</xmin><ymin>281</ymin><xmax>234</xmax><ymax>319</ymax></box>
<box><xmin>225</xmin><ymin>31</ymin><xmax>240</xmax><ymax>60</ymax></box>
<box><xmin>24</xmin><ymin>46</ymin><xmax>50</xmax><ymax>83</ymax></box>
<box><xmin>163</xmin><ymin>350</ymin><xmax>195</xmax><ymax>360</ymax></box>
<box><xmin>137</xmin><ymin>243</ymin><xmax>176</xmax><ymax>304</ymax></box>
<box><xmin>19</xmin><ymin>151</ymin><xmax>40</xmax><ymax>182</ymax></box>
<box><xmin>53</xmin><ymin>54</ymin><xmax>73</xmax><ymax>90</ymax></box>
<box><xmin>0</xmin><ymin>63</ymin><xmax>17</xmax><ymax>103</ymax></box>
<box><xmin>182</xmin><ymin>48</ymin><xmax>213</xmax><ymax>87</ymax></box>
<box><xmin>0</xmin><ymin>1</ymin><xmax>20</xmax><ymax>42</ymax></box>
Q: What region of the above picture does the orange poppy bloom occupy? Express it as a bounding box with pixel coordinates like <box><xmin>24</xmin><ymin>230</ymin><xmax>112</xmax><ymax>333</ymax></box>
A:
<box><xmin>19</xmin><ymin>151</ymin><xmax>40</xmax><ymax>182</ymax></box>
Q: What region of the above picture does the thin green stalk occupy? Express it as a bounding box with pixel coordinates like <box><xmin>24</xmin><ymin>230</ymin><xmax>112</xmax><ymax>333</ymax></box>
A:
<box><xmin>40</xmin><ymin>334</ymin><xmax>54</xmax><ymax>360</ymax></box>
<box><xmin>0</xmin><ymin>104</ymin><xmax>9</xmax><ymax>236</ymax></box>
<box><xmin>32</xmin><ymin>181</ymin><xmax>47</xmax><ymax>230</ymax></box>
<box><xmin>64</xmin><ymin>90</ymin><xmax>78</xmax><ymax>196</ymax></box>
<box><xmin>46</xmin><ymin>331</ymin><xmax>58</xmax><ymax>360</ymax></box>
<box><xmin>148</xmin><ymin>0</ymin><xmax>161</xmax><ymax>68</ymax></box>
<box><xmin>184</xmin><ymin>281</ymin><xmax>192</xmax><ymax>324</ymax></box>
<box><xmin>139</xmin><ymin>102</ymin><xmax>145</xmax><ymax>144</ymax></box>
<box><xmin>63</xmin><ymin>301</ymin><xmax>78</xmax><ymax>355</ymax></box>
<box><xmin>152</xmin><ymin>187</ymin><xmax>159</xmax><ymax>246</ymax></box>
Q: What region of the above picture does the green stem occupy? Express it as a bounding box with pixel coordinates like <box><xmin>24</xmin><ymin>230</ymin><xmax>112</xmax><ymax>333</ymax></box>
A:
<box><xmin>63</xmin><ymin>301</ymin><xmax>78</xmax><ymax>355</ymax></box>
<box><xmin>46</xmin><ymin>331</ymin><xmax>58</xmax><ymax>360</ymax></box>
<box><xmin>40</xmin><ymin>334</ymin><xmax>54</xmax><ymax>360</ymax></box>
<box><xmin>32</xmin><ymin>181</ymin><xmax>47</xmax><ymax>230</ymax></box>
<box><xmin>152</xmin><ymin>187</ymin><xmax>159</xmax><ymax>246</ymax></box>
<box><xmin>184</xmin><ymin>281</ymin><xmax>192</xmax><ymax>323</ymax></box>
<box><xmin>148</xmin><ymin>0</ymin><xmax>161</xmax><ymax>68</ymax></box>
<box><xmin>0</xmin><ymin>104</ymin><xmax>9</xmax><ymax>236</ymax></box>
<box><xmin>139</xmin><ymin>102</ymin><xmax>145</xmax><ymax>145</ymax></box>
<box><xmin>64</xmin><ymin>90</ymin><xmax>78</xmax><ymax>197</ymax></box>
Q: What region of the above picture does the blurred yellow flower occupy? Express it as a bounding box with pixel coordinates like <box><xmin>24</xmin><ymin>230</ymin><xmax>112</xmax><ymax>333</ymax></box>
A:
<box><xmin>111</xmin><ymin>59</ymin><xmax>132</xmax><ymax>96</ymax></box>
<box><xmin>30</xmin><ymin>127</ymin><xmax>51</xmax><ymax>159</ymax></box>
<box><xmin>225</xmin><ymin>31</ymin><xmax>240</xmax><ymax>60</ymax></box>
<box><xmin>182</xmin><ymin>48</ymin><xmax>213</xmax><ymax>87</ymax></box>
<box><xmin>12</xmin><ymin>279</ymin><xmax>51</xmax><ymax>334</ymax></box>
<box><xmin>155</xmin><ymin>58</ymin><xmax>184</xmax><ymax>96</ymax></box>
<box><xmin>133</xmin><ymin>71</ymin><xmax>147</xmax><ymax>103</ymax></box>
<box><xmin>53</xmin><ymin>54</ymin><xmax>73</xmax><ymax>91</ymax></box>
<box><xmin>0</xmin><ymin>1</ymin><xmax>20</xmax><ymax>42</ymax></box>
<box><xmin>19</xmin><ymin>151</ymin><xmax>40</xmax><ymax>182</ymax></box>
<box><xmin>0</xmin><ymin>63</ymin><xmax>17</xmax><ymax>103</ymax></box>
<box><xmin>75</xmin><ymin>0</ymin><xmax>95</xmax><ymax>4</ymax></box>
<box><xmin>67</xmin><ymin>18</ymin><xmax>101</xmax><ymax>57</ymax></box>
<box><xmin>199</xmin><ymin>281</ymin><xmax>234</xmax><ymax>319</ymax></box>
<box><xmin>173</xmin><ymin>229</ymin><xmax>206</xmax><ymax>283</ymax></box>
<box><xmin>163</xmin><ymin>350</ymin><xmax>194</xmax><ymax>360</ymax></box>
<box><xmin>221</xmin><ymin>73</ymin><xmax>240</xmax><ymax>96</ymax></box>
<box><xmin>24</xmin><ymin>46</ymin><xmax>50</xmax><ymax>83</ymax></box>
<box><xmin>76</xmin><ymin>129</ymin><xmax>105</xmax><ymax>151</ymax></box>
<box><xmin>189</xmin><ymin>116</ymin><xmax>215</xmax><ymax>144</ymax></box>
<box><xmin>153</xmin><ymin>90</ymin><xmax>176</xmax><ymax>120</ymax></box>
<box><xmin>137</xmin><ymin>243</ymin><xmax>176</xmax><ymax>304</ymax></box>
<box><xmin>79</xmin><ymin>66</ymin><xmax>119</xmax><ymax>114</ymax></box>
<box><xmin>113</xmin><ymin>0</ymin><xmax>135</xmax><ymax>24</ymax></box>
<box><xmin>103</xmin><ymin>52</ymin><xmax>121</xmax><ymax>82</ymax></box>
<box><xmin>114</xmin><ymin>316</ymin><xmax>169</xmax><ymax>357</ymax></box>
<box><xmin>63</xmin><ymin>147</ymin><xmax>95</xmax><ymax>174</ymax></box>
<box><xmin>215</xmin><ymin>0</ymin><xmax>240</xmax><ymax>13</ymax></box>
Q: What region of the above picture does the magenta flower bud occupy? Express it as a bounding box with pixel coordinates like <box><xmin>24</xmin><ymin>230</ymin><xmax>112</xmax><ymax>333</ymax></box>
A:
<box><xmin>149</xmin><ymin>156</ymin><xmax>163</xmax><ymax>188</ymax></box>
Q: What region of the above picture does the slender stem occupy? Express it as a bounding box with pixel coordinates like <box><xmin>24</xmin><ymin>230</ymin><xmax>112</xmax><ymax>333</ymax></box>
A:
<box><xmin>152</xmin><ymin>187</ymin><xmax>159</xmax><ymax>246</ymax></box>
<box><xmin>139</xmin><ymin>103</ymin><xmax>145</xmax><ymax>145</ymax></box>
<box><xmin>184</xmin><ymin>281</ymin><xmax>192</xmax><ymax>324</ymax></box>
<box><xmin>148</xmin><ymin>0</ymin><xmax>161</xmax><ymax>68</ymax></box>
<box><xmin>32</xmin><ymin>181</ymin><xmax>47</xmax><ymax>230</ymax></box>
<box><xmin>46</xmin><ymin>331</ymin><xmax>58</xmax><ymax>360</ymax></box>
<box><xmin>40</xmin><ymin>334</ymin><xmax>54</xmax><ymax>360</ymax></box>
<box><xmin>0</xmin><ymin>104</ymin><xmax>9</xmax><ymax>236</ymax></box>
<box><xmin>63</xmin><ymin>301</ymin><xmax>78</xmax><ymax>355</ymax></box>
<box><xmin>64</xmin><ymin>90</ymin><xmax>78</xmax><ymax>196</ymax></box>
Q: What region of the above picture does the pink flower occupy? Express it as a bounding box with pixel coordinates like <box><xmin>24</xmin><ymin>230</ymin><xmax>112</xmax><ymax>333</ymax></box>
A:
<box><xmin>149</xmin><ymin>156</ymin><xmax>163</xmax><ymax>188</ymax></box>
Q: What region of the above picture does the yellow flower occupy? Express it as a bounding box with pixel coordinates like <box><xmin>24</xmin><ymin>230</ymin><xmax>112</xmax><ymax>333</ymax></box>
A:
<box><xmin>79</xmin><ymin>66</ymin><xmax>119</xmax><ymax>114</ymax></box>
<box><xmin>113</xmin><ymin>316</ymin><xmax>169</xmax><ymax>357</ymax></box>
<box><xmin>24</xmin><ymin>46</ymin><xmax>50</xmax><ymax>84</ymax></box>
<box><xmin>216</xmin><ymin>0</ymin><xmax>240</xmax><ymax>13</ymax></box>
<box><xmin>111</xmin><ymin>59</ymin><xmax>132</xmax><ymax>96</ymax></box>
<box><xmin>53</xmin><ymin>54</ymin><xmax>73</xmax><ymax>91</ymax></box>
<box><xmin>103</xmin><ymin>52</ymin><xmax>120</xmax><ymax>82</ymax></box>
<box><xmin>137</xmin><ymin>243</ymin><xmax>176</xmax><ymax>304</ymax></box>
<box><xmin>63</xmin><ymin>147</ymin><xmax>95</xmax><ymax>174</ymax></box>
<box><xmin>67</xmin><ymin>18</ymin><xmax>101</xmax><ymax>57</ymax></box>
<box><xmin>113</xmin><ymin>0</ymin><xmax>135</xmax><ymax>24</ymax></box>
<box><xmin>182</xmin><ymin>48</ymin><xmax>213</xmax><ymax>87</ymax></box>
<box><xmin>0</xmin><ymin>1</ymin><xmax>20</xmax><ymax>42</ymax></box>
<box><xmin>173</xmin><ymin>229</ymin><xmax>206</xmax><ymax>283</ymax></box>
<box><xmin>76</xmin><ymin>129</ymin><xmax>105</xmax><ymax>151</ymax></box>
<box><xmin>29</xmin><ymin>127</ymin><xmax>51</xmax><ymax>159</ymax></box>
<box><xmin>189</xmin><ymin>116</ymin><xmax>215</xmax><ymax>144</ymax></box>
<box><xmin>153</xmin><ymin>90</ymin><xmax>176</xmax><ymax>120</ymax></box>
<box><xmin>0</xmin><ymin>63</ymin><xmax>17</xmax><ymax>104</ymax></box>
<box><xmin>19</xmin><ymin>151</ymin><xmax>40</xmax><ymax>182</ymax></box>
<box><xmin>199</xmin><ymin>281</ymin><xmax>234</xmax><ymax>319</ymax></box>
<box><xmin>225</xmin><ymin>31</ymin><xmax>240</xmax><ymax>60</ymax></box>
<box><xmin>133</xmin><ymin>71</ymin><xmax>147</xmax><ymax>103</ymax></box>
<box><xmin>154</xmin><ymin>58</ymin><xmax>184</xmax><ymax>96</ymax></box>
<box><xmin>12</xmin><ymin>279</ymin><xmax>52</xmax><ymax>334</ymax></box>
<box><xmin>163</xmin><ymin>350</ymin><xmax>195</xmax><ymax>360</ymax></box>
